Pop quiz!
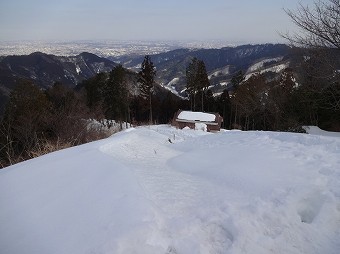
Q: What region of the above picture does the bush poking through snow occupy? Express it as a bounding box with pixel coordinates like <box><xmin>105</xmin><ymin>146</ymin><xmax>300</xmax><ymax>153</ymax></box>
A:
<box><xmin>28</xmin><ymin>139</ymin><xmax>73</xmax><ymax>158</ymax></box>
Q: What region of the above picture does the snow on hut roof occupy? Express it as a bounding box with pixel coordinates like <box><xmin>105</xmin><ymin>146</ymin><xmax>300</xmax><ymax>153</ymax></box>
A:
<box><xmin>177</xmin><ymin>111</ymin><xmax>216</xmax><ymax>122</ymax></box>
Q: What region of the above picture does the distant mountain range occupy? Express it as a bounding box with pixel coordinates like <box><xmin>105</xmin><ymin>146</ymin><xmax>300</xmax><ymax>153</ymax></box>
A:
<box><xmin>0</xmin><ymin>52</ymin><xmax>117</xmax><ymax>91</ymax></box>
<box><xmin>110</xmin><ymin>43</ymin><xmax>293</xmax><ymax>97</ymax></box>
<box><xmin>0</xmin><ymin>44</ymin><xmax>296</xmax><ymax>115</ymax></box>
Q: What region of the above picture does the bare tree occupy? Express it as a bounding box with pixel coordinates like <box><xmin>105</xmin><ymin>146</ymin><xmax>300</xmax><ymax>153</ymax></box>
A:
<box><xmin>284</xmin><ymin>0</ymin><xmax>340</xmax><ymax>124</ymax></box>
<box><xmin>284</xmin><ymin>0</ymin><xmax>340</xmax><ymax>49</ymax></box>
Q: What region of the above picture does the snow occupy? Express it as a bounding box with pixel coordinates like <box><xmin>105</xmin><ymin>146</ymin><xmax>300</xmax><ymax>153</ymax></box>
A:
<box><xmin>245</xmin><ymin>62</ymin><xmax>288</xmax><ymax>80</ymax></box>
<box><xmin>219</xmin><ymin>81</ymin><xmax>228</xmax><ymax>86</ymax></box>
<box><xmin>1</xmin><ymin>125</ymin><xmax>340</xmax><ymax>254</ymax></box>
<box><xmin>303</xmin><ymin>125</ymin><xmax>340</xmax><ymax>138</ymax></box>
<box><xmin>167</xmin><ymin>77</ymin><xmax>180</xmax><ymax>87</ymax></box>
<box><xmin>86</xmin><ymin>119</ymin><xmax>130</xmax><ymax>134</ymax></box>
<box><xmin>75</xmin><ymin>65</ymin><xmax>81</xmax><ymax>74</ymax></box>
<box><xmin>247</xmin><ymin>57</ymin><xmax>283</xmax><ymax>72</ymax></box>
<box><xmin>159</xmin><ymin>78</ymin><xmax>186</xmax><ymax>99</ymax></box>
<box><xmin>262</xmin><ymin>63</ymin><xmax>287</xmax><ymax>73</ymax></box>
<box><xmin>195</xmin><ymin>122</ymin><xmax>207</xmax><ymax>131</ymax></box>
<box><xmin>178</xmin><ymin>111</ymin><xmax>216</xmax><ymax>122</ymax></box>
<box><xmin>208</xmin><ymin>66</ymin><xmax>230</xmax><ymax>79</ymax></box>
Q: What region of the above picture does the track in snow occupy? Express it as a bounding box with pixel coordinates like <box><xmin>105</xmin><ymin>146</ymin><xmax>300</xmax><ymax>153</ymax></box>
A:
<box><xmin>100</xmin><ymin>127</ymin><xmax>236</xmax><ymax>253</ymax></box>
<box><xmin>100</xmin><ymin>126</ymin><xmax>340</xmax><ymax>254</ymax></box>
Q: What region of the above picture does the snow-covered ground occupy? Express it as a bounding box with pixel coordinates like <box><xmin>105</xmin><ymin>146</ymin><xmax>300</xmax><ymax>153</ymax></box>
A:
<box><xmin>1</xmin><ymin>125</ymin><xmax>340</xmax><ymax>254</ymax></box>
<box><xmin>159</xmin><ymin>78</ymin><xmax>187</xmax><ymax>99</ymax></box>
<box><xmin>247</xmin><ymin>57</ymin><xmax>284</xmax><ymax>73</ymax></box>
<box><xmin>303</xmin><ymin>125</ymin><xmax>340</xmax><ymax>138</ymax></box>
<box><xmin>208</xmin><ymin>66</ymin><xmax>230</xmax><ymax>79</ymax></box>
<box><xmin>86</xmin><ymin>119</ymin><xmax>131</xmax><ymax>135</ymax></box>
<box><xmin>245</xmin><ymin>62</ymin><xmax>288</xmax><ymax>81</ymax></box>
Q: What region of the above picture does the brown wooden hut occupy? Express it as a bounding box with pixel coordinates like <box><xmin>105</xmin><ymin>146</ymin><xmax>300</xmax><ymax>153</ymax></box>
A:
<box><xmin>172</xmin><ymin>110</ymin><xmax>223</xmax><ymax>132</ymax></box>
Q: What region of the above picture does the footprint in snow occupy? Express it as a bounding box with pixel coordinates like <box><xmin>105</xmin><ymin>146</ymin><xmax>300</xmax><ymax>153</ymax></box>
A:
<box><xmin>297</xmin><ymin>191</ymin><xmax>326</xmax><ymax>224</ymax></box>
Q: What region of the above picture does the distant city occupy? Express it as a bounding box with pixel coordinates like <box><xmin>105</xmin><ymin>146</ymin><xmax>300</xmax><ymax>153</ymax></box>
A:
<box><xmin>0</xmin><ymin>40</ymin><xmax>238</xmax><ymax>57</ymax></box>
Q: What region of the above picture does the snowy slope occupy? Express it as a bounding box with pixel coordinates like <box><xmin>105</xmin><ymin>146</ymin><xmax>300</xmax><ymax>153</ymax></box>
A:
<box><xmin>160</xmin><ymin>78</ymin><xmax>186</xmax><ymax>99</ymax></box>
<box><xmin>1</xmin><ymin>126</ymin><xmax>340</xmax><ymax>254</ymax></box>
<box><xmin>247</xmin><ymin>57</ymin><xmax>283</xmax><ymax>72</ymax></box>
<box><xmin>245</xmin><ymin>62</ymin><xmax>289</xmax><ymax>80</ymax></box>
<box><xmin>303</xmin><ymin>125</ymin><xmax>340</xmax><ymax>138</ymax></box>
<box><xmin>208</xmin><ymin>66</ymin><xmax>230</xmax><ymax>79</ymax></box>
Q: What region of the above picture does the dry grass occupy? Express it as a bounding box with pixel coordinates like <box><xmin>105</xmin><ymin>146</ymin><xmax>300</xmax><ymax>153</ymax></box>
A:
<box><xmin>1</xmin><ymin>126</ymin><xmax>114</xmax><ymax>169</ymax></box>
<box><xmin>28</xmin><ymin>139</ymin><xmax>73</xmax><ymax>159</ymax></box>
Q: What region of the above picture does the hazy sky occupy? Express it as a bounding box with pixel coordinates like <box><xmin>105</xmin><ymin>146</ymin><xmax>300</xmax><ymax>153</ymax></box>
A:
<box><xmin>0</xmin><ymin>0</ymin><xmax>315</xmax><ymax>43</ymax></box>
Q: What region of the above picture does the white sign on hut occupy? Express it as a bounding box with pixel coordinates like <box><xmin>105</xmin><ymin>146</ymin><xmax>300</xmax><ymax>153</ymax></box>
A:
<box><xmin>172</xmin><ymin>110</ymin><xmax>223</xmax><ymax>132</ymax></box>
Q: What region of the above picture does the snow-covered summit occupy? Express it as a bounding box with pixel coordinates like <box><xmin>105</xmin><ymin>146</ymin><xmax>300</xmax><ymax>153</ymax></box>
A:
<box><xmin>1</xmin><ymin>125</ymin><xmax>339</xmax><ymax>254</ymax></box>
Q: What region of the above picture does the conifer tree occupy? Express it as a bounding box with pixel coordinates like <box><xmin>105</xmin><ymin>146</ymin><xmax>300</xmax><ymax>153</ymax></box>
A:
<box><xmin>83</xmin><ymin>72</ymin><xmax>107</xmax><ymax>111</ymax></box>
<box><xmin>186</xmin><ymin>57</ymin><xmax>199</xmax><ymax>111</ymax></box>
<box><xmin>138</xmin><ymin>55</ymin><xmax>156</xmax><ymax>124</ymax></box>
<box><xmin>186</xmin><ymin>58</ymin><xmax>210</xmax><ymax>111</ymax></box>
<box><xmin>196</xmin><ymin>60</ymin><xmax>210</xmax><ymax>111</ymax></box>
<box><xmin>1</xmin><ymin>80</ymin><xmax>51</xmax><ymax>162</ymax></box>
<box><xmin>230</xmin><ymin>70</ymin><xmax>245</xmax><ymax>127</ymax></box>
<box><xmin>104</xmin><ymin>65</ymin><xmax>129</xmax><ymax>128</ymax></box>
<box><xmin>231</xmin><ymin>70</ymin><xmax>245</xmax><ymax>89</ymax></box>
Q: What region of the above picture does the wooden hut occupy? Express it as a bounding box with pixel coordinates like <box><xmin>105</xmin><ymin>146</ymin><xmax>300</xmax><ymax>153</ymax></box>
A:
<box><xmin>172</xmin><ymin>110</ymin><xmax>223</xmax><ymax>132</ymax></box>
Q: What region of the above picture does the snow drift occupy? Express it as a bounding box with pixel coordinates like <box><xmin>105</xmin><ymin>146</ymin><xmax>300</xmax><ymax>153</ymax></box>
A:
<box><xmin>1</xmin><ymin>126</ymin><xmax>340</xmax><ymax>254</ymax></box>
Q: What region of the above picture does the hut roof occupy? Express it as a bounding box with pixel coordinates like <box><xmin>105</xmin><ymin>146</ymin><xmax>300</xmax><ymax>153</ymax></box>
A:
<box><xmin>177</xmin><ymin>111</ymin><xmax>216</xmax><ymax>122</ymax></box>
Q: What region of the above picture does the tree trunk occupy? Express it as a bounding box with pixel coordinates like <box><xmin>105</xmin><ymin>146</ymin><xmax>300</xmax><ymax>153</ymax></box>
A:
<box><xmin>223</xmin><ymin>104</ymin><xmax>226</xmax><ymax>129</ymax></box>
<box><xmin>125</xmin><ymin>105</ymin><xmax>130</xmax><ymax>129</ymax></box>
<box><xmin>193</xmin><ymin>93</ymin><xmax>196</xmax><ymax>111</ymax></box>
<box><xmin>229</xmin><ymin>105</ymin><xmax>233</xmax><ymax>129</ymax></box>
<box><xmin>149</xmin><ymin>93</ymin><xmax>153</xmax><ymax>124</ymax></box>
<box><xmin>234</xmin><ymin>104</ymin><xmax>238</xmax><ymax>128</ymax></box>
<box><xmin>190</xmin><ymin>94</ymin><xmax>193</xmax><ymax>111</ymax></box>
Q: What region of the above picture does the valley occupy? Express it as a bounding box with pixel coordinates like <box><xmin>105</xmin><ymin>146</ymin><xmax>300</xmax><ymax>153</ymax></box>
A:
<box><xmin>0</xmin><ymin>42</ymin><xmax>293</xmax><ymax>97</ymax></box>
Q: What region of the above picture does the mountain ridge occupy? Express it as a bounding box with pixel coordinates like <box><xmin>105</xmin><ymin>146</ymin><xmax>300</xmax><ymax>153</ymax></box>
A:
<box><xmin>0</xmin><ymin>44</ymin><xmax>295</xmax><ymax>115</ymax></box>
<box><xmin>137</xmin><ymin>43</ymin><xmax>293</xmax><ymax>96</ymax></box>
<box><xmin>0</xmin><ymin>51</ymin><xmax>117</xmax><ymax>91</ymax></box>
